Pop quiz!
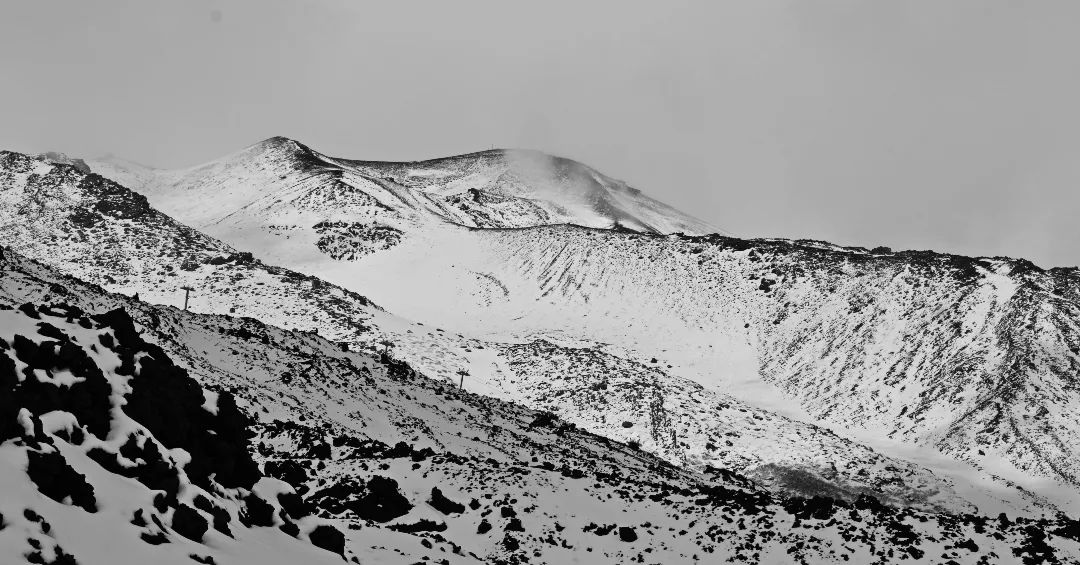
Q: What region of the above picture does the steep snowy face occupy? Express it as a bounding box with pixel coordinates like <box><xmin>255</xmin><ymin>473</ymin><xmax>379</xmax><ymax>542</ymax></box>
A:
<box><xmin>4</xmin><ymin>252</ymin><xmax>1080</xmax><ymax>565</ymax></box>
<box><xmin>338</xmin><ymin>146</ymin><xmax>716</xmax><ymax>234</ymax></box>
<box><xmin>0</xmin><ymin>150</ymin><xmax>236</xmax><ymax>294</ymax></box>
<box><xmin>0</xmin><ymin>150</ymin><xmax>382</xmax><ymax>344</ymax></box>
<box><xmin>352</xmin><ymin>225</ymin><xmax>1080</xmax><ymax>494</ymax></box>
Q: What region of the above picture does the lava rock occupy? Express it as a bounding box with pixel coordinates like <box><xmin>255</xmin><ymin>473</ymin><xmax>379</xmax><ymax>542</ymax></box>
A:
<box><xmin>429</xmin><ymin>487</ymin><xmax>465</xmax><ymax>515</ymax></box>
<box><xmin>171</xmin><ymin>504</ymin><xmax>208</xmax><ymax>542</ymax></box>
<box><xmin>308</xmin><ymin>524</ymin><xmax>345</xmax><ymax>555</ymax></box>
<box><xmin>240</xmin><ymin>493</ymin><xmax>275</xmax><ymax>527</ymax></box>
<box><xmin>26</xmin><ymin>450</ymin><xmax>97</xmax><ymax>513</ymax></box>
<box><xmin>357</xmin><ymin>476</ymin><xmax>412</xmax><ymax>523</ymax></box>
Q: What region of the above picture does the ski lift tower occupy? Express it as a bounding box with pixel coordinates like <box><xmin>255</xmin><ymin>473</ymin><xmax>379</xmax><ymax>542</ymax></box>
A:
<box><xmin>180</xmin><ymin>285</ymin><xmax>195</xmax><ymax>311</ymax></box>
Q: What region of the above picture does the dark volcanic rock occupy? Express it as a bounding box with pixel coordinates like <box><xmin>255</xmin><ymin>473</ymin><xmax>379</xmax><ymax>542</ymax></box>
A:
<box><xmin>308</xmin><ymin>524</ymin><xmax>345</xmax><ymax>555</ymax></box>
<box><xmin>428</xmin><ymin>487</ymin><xmax>465</xmax><ymax>515</ymax></box>
<box><xmin>240</xmin><ymin>494</ymin><xmax>276</xmax><ymax>527</ymax></box>
<box><xmin>171</xmin><ymin>504</ymin><xmax>209</xmax><ymax>542</ymax></box>
<box><xmin>26</xmin><ymin>450</ymin><xmax>97</xmax><ymax>513</ymax></box>
<box><xmin>94</xmin><ymin>307</ymin><xmax>261</xmax><ymax>490</ymax></box>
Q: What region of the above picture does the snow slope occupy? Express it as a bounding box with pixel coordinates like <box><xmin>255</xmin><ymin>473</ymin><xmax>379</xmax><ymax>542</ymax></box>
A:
<box><xmin>3</xmin><ymin>248</ymin><xmax>1080</xmax><ymax>564</ymax></box>
<box><xmin>2</xmin><ymin>150</ymin><xmax>1029</xmax><ymax>515</ymax></box>
<box><xmin>86</xmin><ymin>139</ymin><xmax>1080</xmax><ymax>509</ymax></box>
<box><xmin>334</xmin><ymin>224</ymin><xmax>1080</xmax><ymax>510</ymax></box>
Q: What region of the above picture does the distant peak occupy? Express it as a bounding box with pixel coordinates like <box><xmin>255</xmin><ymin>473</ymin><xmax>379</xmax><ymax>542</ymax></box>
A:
<box><xmin>241</xmin><ymin>136</ymin><xmax>338</xmax><ymax>173</ymax></box>
<box><xmin>253</xmin><ymin>135</ymin><xmax>306</xmax><ymax>152</ymax></box>
<box><xmin>260</xmin><ymin>135</ymin><xmax>299</xmax><ymax>145</ymax></box>
<box><xmin>247</xmin><ymin>136</ymin><xmax>313</xmax><ymax>158</ymax></box>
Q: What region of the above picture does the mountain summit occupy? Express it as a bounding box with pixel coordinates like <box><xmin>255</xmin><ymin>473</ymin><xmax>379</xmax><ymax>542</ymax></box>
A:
<box><xmin>91</xmin><ymin>136</ymin><xmax>716</xmax><ymax>236</ymax></box>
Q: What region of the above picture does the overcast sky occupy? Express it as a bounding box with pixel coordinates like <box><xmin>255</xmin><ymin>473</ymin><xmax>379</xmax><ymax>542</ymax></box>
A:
<box><xmin>2</xmin><ymin>1</ymin><xmax>1079</xmax><ymax>267</ymax></box>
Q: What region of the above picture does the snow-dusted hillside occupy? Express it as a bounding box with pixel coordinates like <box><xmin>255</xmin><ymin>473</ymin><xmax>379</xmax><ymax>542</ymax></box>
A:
<box><xmin>330</xmin><ymin>223</ymin><xmax>1080</xmax><ymax>508</ymax></box>
<box><xmin>7</xmin><ymin>137</ymin><xmax>1080</xmax><ymax>561</ymax></box>
<box><xmin>86</xmin><ymin>139</ymin><xmax>1080</xmax><ymax>509</ymax></box>
<box><xmin>4</xmin><ymin>248</ymin><xmax>1080</xmax><ymax>564</ymax></box>
<box><xmin>3</xmin><ymin>150</ymin><xmax>1026</xmax><ymax>515</ymax></box>
<box><xmin>457</xmin><ymin>228</ymin><xmax>1080</xmax><ymax>491</ymax></box>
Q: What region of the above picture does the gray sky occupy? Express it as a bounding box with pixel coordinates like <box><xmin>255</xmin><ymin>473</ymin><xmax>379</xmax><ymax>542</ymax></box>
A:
<box><xmin>2</xmin><ymin>1</ymin><xmax>1079</xmax><ymax>267</ymax></box>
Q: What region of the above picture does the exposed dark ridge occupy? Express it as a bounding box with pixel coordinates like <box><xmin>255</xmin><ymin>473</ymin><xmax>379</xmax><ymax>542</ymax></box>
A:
<box><xmin>334</xmin><ymin>148</ymin><xmax>508</xmax><ymax>168</ymax></box>
<box><xmin>248</xmin><ymin>136</ymin><xmax>511</xmax><ymax>170</ymax></box>
<box><xmin>467</xmin><ymin>221</ymin><xmax>1057</xmax><ymax>276</ymax></box>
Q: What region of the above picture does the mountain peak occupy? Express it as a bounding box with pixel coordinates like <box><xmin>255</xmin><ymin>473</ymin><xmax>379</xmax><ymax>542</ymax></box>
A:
<box><xmin>89</xmin><ymin>138</ymin><xmax>718</xmax><ymax>236</ymax></box>
<box><xmin>251</xmin><ymin>135</ymin><xmax>307</xmax><ymax>153</ymax></box>
<box><xmin>245</xmin><ymin>135</ymin><xmax>321</xmax><ymax>163</ymax></box>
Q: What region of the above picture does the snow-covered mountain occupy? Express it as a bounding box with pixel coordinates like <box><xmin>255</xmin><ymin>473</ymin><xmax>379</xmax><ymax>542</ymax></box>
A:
<box><xmin>4</xmin><ymin>139</ymin><xmax>1080</xmax><ymax>562</ymax></box>
<box><xmin>87</xmin><ymin>139</ymin><xmax>1080</xmax><ymax>506</ymax></box>
<box><xmin>3</xmin><ymin>150</ymin><xmax>1015</xmax><ymax>515</ymax></box>
<box><xmin>89</xmin><ymin>136</ymin><xmax>714</xmax><ymax>250</ymax></box>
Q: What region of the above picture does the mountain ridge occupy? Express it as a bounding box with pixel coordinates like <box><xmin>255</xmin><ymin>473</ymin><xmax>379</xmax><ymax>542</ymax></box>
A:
<box><xmin>89</xmin><ymin>135</ymin><xmax>718</xmax><ymax>237</ymax></box>
<box><xmin>80</xmin><ymin>139</ymin><xmax>1080</xmax><ymax>509</ymax></box>
<box><xmin>6</xmin><ymin>140</ymin><xmax>1080</xmax><ymax>561</ymax></box>
<box><xmin>0</xmin><ymin>150</ymin><xmax>1010</xmax><ymax>515</ymax></box>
